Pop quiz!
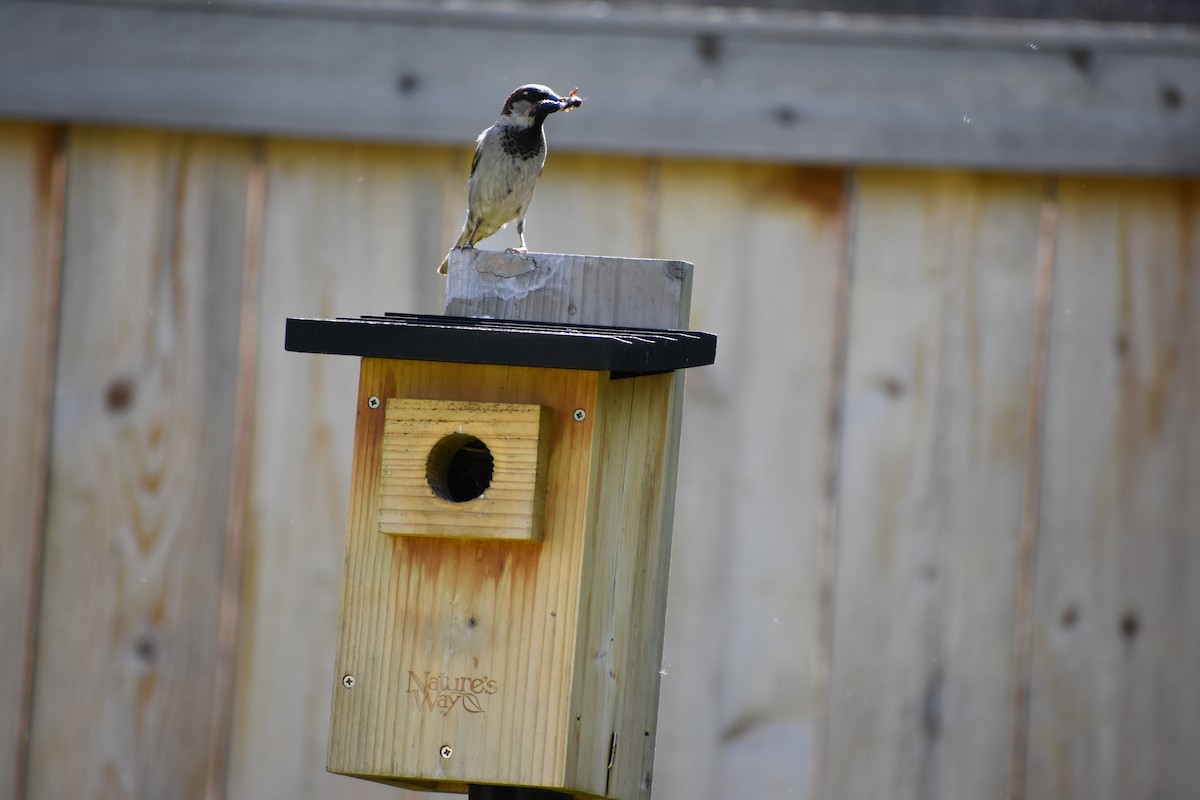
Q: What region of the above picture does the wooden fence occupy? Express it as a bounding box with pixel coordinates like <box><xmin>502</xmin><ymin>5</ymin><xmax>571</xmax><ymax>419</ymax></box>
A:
<box><xmin>4</xmin><ymin>11</ymin><xmax>1200</xmax><ymax>798</ymax></box>
<box><xmin>2</xmin><ymin>118</ymin><xmax>1197</xmax><ymax>800</ymax></box>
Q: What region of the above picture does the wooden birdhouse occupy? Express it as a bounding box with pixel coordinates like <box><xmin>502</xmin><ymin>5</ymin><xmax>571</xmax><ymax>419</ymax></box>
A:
<box><xmin>285</xmin><ymin>310</ymin><xmax>716</xmax><ymax>800</ymax></box>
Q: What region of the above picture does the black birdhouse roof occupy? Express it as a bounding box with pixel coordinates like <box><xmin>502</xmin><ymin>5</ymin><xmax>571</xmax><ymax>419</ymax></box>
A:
<box><xmin>285</xmin><ymin>313</ymin><xmax>717</xmax><ymax>376</ymax></box>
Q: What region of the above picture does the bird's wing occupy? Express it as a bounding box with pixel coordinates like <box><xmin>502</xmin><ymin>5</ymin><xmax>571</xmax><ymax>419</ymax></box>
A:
<box><xmin>469</xmin><ymin>129</ymin><xmax>487</xmax><ymax>179</ymax></box>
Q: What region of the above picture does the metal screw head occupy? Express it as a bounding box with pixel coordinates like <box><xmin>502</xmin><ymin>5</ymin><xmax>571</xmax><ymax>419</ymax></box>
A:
<box><xmin>342</xmin><ymin>675</ymin><xmax>355</xmax><ymax>689</ymax></box>
<box><xmin>439</xmin><ymin>745</ymin><xmax>453</xmax><ymax>759</ymax></box>
<box><xmin>573</xmin><ymin>408</ymin><xmax>586</xmax><ymax>422</ymax></box>
<box><xmin>367</xmin><ymin>396</ymin><xmax>380</xmax><ymax>409</ymax></box>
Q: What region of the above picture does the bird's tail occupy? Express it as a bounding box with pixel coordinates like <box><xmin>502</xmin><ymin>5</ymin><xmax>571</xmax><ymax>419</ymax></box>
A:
<box><xmin>438</xmin><ymin>225</ymin><xmax>477</xmax><ymax>275</ymax></box>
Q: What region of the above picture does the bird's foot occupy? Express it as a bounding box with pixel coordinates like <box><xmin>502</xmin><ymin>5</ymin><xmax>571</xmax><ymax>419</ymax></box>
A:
<box><xmin>505</xmin><ymin>247</ymin><xmax>529</xmax><ymax>254</ymax></box>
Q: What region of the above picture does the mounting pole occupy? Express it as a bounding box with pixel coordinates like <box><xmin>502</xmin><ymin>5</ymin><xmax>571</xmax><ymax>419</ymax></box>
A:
<box><xmin>467</xmin><ymin>786</ymin><xmax>572</xmax><ymax>800</ymax></box>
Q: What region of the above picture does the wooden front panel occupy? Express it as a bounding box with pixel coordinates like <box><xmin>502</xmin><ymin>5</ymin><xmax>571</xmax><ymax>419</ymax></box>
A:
<box><xmin>329</xmin><ymin>358</ymin><xmax>601</xmax><ymax>793</ymax></box>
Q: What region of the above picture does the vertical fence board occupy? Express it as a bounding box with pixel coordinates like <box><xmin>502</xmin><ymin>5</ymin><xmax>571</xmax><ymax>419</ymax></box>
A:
<box><xmin>229</xmin><ymin>138</ymin><xmax>454</xmax><ymax>800</ymax></box>
<box><xmin>827</xmin><ymin>170</ymin><xmax>1044</xmax><ymax>800</ymax></box>
<box><xmin>0</xmin><ymin>122</ymin><xmax>62</xmax><ymax>800</ymax></box>
<box><xmin>652</xmin><ymin>162</ymin><xmax>847</xmax><ymax>800</ymax></box>
<box><xmin>1026</xmin><ymin>178</ymin><xmax>1200</xmax><ymax>800</ymax></box>
<box><xmin>26</xmin><ymin>128</ymin><xmax>252</xmax><ymax>799</ymax></box>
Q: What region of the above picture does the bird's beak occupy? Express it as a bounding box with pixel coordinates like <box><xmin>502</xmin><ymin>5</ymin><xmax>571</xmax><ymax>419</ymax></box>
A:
<box><xmin>532</xmin><ymin>89</ymin><xmax>583</xmax><ymax>118</ymax></box>
<box><xmin>538</xmin><ymin>96</ymin><xmax>568</xmax><ymax>116</ymax></box>
<box><xmin>561</xmin><ymin>89</ymin><xmax>584</xmax><ymax>113</ymax></box>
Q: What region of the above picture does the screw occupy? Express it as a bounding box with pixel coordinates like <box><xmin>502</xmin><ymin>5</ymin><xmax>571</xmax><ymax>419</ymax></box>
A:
<box><xmin>573</xmin><ymin>409</ymin><xmax>586</xmax><ymax>422</ymax></box>
<box><xmin>367</xmin><ymin>396</ymin><xmax>380</xmax><ymax>409</ymax></box>
<box><xmin>342</xmin><ymin>675</ymin><xmax>355</xmax><ymax>689</ymax></box>
<box><xmin>440</xmin><ymin>745</ymin><xmax>453</xmax><ymax>759</ymax></box>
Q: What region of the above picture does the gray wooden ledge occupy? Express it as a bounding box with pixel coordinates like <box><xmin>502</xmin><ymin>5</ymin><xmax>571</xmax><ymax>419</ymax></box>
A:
<box><xmin>1</xmin><ymin>0</ymin><xmax>1198</xmax><ymax>174</ymax></box>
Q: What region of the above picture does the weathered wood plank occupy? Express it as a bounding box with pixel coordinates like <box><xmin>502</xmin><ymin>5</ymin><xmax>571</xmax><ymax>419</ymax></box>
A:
<box><xmin>228</xmin><ymin>138</ymin><xmax>453</xmax><ymax>800</ymax></box>
<box><xmin>646</xmin><ymin>162</ymin><xmax>847</xmax><ymax>800</ymax></box>
<box><xmin>25</xmin><ymin>127</ymin><xmax>252</xmax><ymax>800</ymax></box>
<box><xmin>0</xmin><ymin>122</ymin><xmax>63</xmax><ymax>800</ymax></box>
<box><xmin>444</xmin><ymin>250</ymin><xmax>691</xmax><ymax>330</ymax></box>
<box><xmin>1026</xmin><ymin>178</ymin><xmax>1200</xmax><ymax>800</ymax></box>
<box><xmin>329</xmin><ymin>361</ymin><xmax>608</xmax><ymax>795</ymax></box>
<box><xmin>826</xmin><ymin>170</ymin><xmax>1045</xmax><ymax>800</ymax></box>
<box><xmin>1</xmin><ymin>0</ymin><xmax>1198</xmax><ymax>174</ymax></box>
<box><xmin>578</xmin><ymin>370</ymin><xmax>679</xmax><ymax>800</ymax></box>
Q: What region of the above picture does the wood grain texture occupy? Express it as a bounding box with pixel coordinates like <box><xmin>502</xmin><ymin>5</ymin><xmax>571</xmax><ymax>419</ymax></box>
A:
<box><xmin>444</xmin><ymin>250</ymin><xmax>691</xmax><ymax>330</ymax></box>
<box><xmin>379</xmin><ymin>399</ymin><xmax>552</xmax><ymax>540</ymax></box>
<box><xmin>26</xmin><ymin>127</ymin><xmax>252</xmax><ymax>800</ymax></box>
<box><xmin>6</xmin><ymin>116</ymin><xmax>1195</xmax><ymax>800</ymax></box>
<box><xmin>205</xmin><ymin>140</ymin><xmax>266</xmax><ymax>800</ymax></box>
<box><xmin>328</xmin><ymin>358</ymin><xmax>676</xmax><ymax>800</ymax></box>
<box><xmin>228</xmin><ymin>138</ymin><xmax>454</xmax><ymax>800</ymax></box>
<box><xmin>329</xmin><ymin>360</ymin><xmax>602</xmax><ymax>792</ymax></box>
<box><xmin>1006</xmin><ymin>190</ymin><xmax>1058</xmax><ymax>800</ymax></box>
<box><xmin>573</xmin><ymin>370</ymin><xmax>677</xmax><ymax>800</ymax></box>
<box><xmin>826</xmin><ymin>170</ymin><xmax>1045</xmax><ymax>800</ymax></box>
<box><xmin>1025</xmin><ymin>178</ymin><xmax>1200</xmax><ymax>800</ymax></box>
<box><xmin>0</xmin><ymin>122</ymin><xmax>63</xmax><ymax>800</ymax></box>
<box><xmin>648</xmin><ymin>162</ymin><xmax>847</xmax><ymax>800</ymax></box>
<box><xmin>3</xmin><ymin>1</ymin><xmax>1199</xmax><ymax>174</ymax></box>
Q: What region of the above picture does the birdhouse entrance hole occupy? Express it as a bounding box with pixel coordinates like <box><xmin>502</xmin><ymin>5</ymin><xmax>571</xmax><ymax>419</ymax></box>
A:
<box><xmin>426</xmin><ymin>433</ymin><xmax>494</xmax><ymax>502</ymax></box>
<box><xmin>375</xmin><ymin>397</ymin><xmax>553</xmax><ymax>541</ymax></box>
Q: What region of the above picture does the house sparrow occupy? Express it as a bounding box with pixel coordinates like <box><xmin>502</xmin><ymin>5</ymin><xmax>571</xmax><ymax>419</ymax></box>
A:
<box><xmin>438</xmin><ymin>85</ymin><xmax>583</xmax><ymax>275</ymax></box>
